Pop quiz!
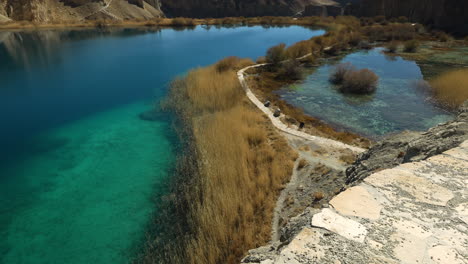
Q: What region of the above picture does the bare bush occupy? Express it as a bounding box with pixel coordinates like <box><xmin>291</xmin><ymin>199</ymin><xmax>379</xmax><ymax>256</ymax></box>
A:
<box><xmin>266</xmin><ymin>43</ymin><xmax>286</xmax><ymax>65</ymax></box>
<box><xmin>341</xmin><ymin>69</ymin><xmax>379</xmax><ymax>94</ymax></box>
<box><xmin>329</xmin><ymin>62</ymin><xmax>355</xmax><ymax>84</ymax></box>
<box><xmin>403</xmin><ymin>39</ymin><xmax>419</xmax><ymax>52</ymax></box>
<box><xmin>385</xmin><ymin>41</ymin><xmax>399</xmax><ymax>53</ymax></box>
<box><xmin>430</xmin><ymin>69</ymin><xmax>468</xmax><ymax>109</ymax></box>
<box><xmin>278</xmin><ymin>60</ymin><xmax>302</xmax><ymax>80</ymax></box>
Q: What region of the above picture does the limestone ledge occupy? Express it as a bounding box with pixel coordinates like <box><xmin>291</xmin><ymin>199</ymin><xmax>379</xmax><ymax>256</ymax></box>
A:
<box><xmin>243</xmin><ymin>140</ymin><xmax>468</xmax><ymax>264</ymax></box>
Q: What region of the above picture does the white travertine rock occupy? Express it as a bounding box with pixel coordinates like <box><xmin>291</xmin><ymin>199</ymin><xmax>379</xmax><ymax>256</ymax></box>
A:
<box><xmin>246</xmin><ymin>141</ymin><xmax>468</xmax><ymax>264</ymax></box>
<box><xmin>455</xmin><ymin>203</ymin><xmax>468</xmax><ymax>224</ymax></box>
<box><xmin>275</xmin><ymin>228</ymin><xmax>325</xmax><ymax>264</ymax></box>
<box><xmin>364</xmin><ymin>168</ymin><xmax>454</xmax><ymax>206</ymax></box>
<box><xmin>311</xmin><ymin>208</ymin><xmax>367</xmax><ymax>243</ymax></box>
<box><xmin>428</xmin><ymin>246</ymin><xmax>465</xmax><ymax>264</ymax></box>
<box><xmin>330</xmin><ymin>185</ymin><xmax>382</xmax><ymax>220</ymax></box>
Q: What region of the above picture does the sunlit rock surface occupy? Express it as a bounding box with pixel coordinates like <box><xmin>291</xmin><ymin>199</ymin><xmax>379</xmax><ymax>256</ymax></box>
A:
<box><xmin>0</xmin><ymin>0</ymin><xmax>163</xmax><ymax>21</ymax></box>
<box><xmin>243</xmin><ymin>140</ymin><xmax>468</xmax><ymax>264</ymax></box>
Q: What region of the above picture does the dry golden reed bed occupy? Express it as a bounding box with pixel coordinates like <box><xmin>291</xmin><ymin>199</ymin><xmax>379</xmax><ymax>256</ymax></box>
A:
<box><xmin>430</xmin><ymin>69</ymin><xmax>468</xmax><ymax>109</ymax></box>
<box><xmin>139</xmin><ymin>57</ymin><xmax>297</xmax><ymax>264</ymax></box>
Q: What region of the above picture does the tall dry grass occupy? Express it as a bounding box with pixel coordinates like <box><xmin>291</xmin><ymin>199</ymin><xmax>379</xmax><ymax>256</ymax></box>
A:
<box><xmin>140</xmin><ymin>57</ymin><xmax>297</xmax><ymax>264</ymax></box>
<box><xmin>430</xmin><ymin>69</ymin><xmax>468</xmax><ymax>109</ymax></box>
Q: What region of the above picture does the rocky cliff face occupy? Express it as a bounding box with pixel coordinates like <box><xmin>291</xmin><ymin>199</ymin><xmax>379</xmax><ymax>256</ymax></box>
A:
<box><xmin>355</xmin><ymin>0</ymin><xmax>468</xmax><ymax>35</ymax></box>
<box><xmin>159</xmin><ymin>0</ymin><xmax>325</xmax><ymax>18</ymax></box>
<box><xmin>0</xmin><ymin>0</ymin><xmax>163</xmax><ymax>22</ymax></box>
<box><xmin>242</xmin><ymin>101</ymin><xmax>468</xmax><ymax>264</ymax></box>
<box><xmin>346</xmin><ymin>100</ymin><xmax>468</xmax><ymax>185</ymax></box>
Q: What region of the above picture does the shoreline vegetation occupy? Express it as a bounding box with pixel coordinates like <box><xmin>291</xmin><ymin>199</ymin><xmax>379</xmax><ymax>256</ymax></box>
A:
<box><xmin>0</xmin><ymin>16</ymin><xmax>334</xmax><ymax>31</ymax></box>
<box><xmin>133</xmin><ymin>16</ymin><xmax>468</xmax><ymax>264</ymax></box>
<box><xmin>138</xmin><ymin>57</ymin><xmax>298</xmax><ymax>263</ymax></box>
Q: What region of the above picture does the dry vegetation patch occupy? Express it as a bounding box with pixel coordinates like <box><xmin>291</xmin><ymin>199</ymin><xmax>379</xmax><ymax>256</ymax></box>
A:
<box><xmin>430</xmin><ymin>69</ymin><xmax>468</xmax><ymax>109</ymax></box>
<box><xmin>144</xmin><ymin>57</ymin><xmax>298</xmax><ymax>264</ymax></box>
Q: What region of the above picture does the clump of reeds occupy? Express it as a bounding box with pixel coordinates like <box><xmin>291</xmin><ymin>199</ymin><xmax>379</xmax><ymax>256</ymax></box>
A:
<box><xmin>403</xmin><ymin>39</ymin><xmax>420</xmax><ymax>52</ymax></box>
<box><xmin>429</xmin><ymin>69</ymin><xmax>468</xmax><ymax>109</ymax></box>
<box><xmin>329</xmin><ymin>62</ymin><xmax>355</xmax><ymax>84</ymax></box>
<box><xmin>143</xmin><ymin>57</ymin><xmax>298</xmax><ymax>264</ymax></box>
<box><xmin>266</xmin><ymin>43</ymin><xmax>286</xmax><ymax>65</ymax></box>
<box><xmin>171</xmin><ymin>17</ymin><xmax>196</xmax><ymax>27</ymax></box>
<box><xmin>385</xmin><ymin>41</ymin><xmax>399</xmax><ymax>53</ymax></box>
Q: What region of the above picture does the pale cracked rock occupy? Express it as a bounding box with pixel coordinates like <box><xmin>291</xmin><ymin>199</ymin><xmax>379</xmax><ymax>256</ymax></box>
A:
<box><xmin>330</xmin><ymin>185</ymin><xmax>382</xmax><ymax>220</ymax></box>
<box><xmin>311</xmin><ymin>208</ymin><xmax>367</xmax><ymax>242</ymax></box>
<box><xmin>364</xmin><ymin>168</ymin><xmax>454</xmax><ymax>206</ymax></box>
<box><xmin>243</xmin><ymin>141</ymin><xmax>468</xmax><ymax>264</ymax></box>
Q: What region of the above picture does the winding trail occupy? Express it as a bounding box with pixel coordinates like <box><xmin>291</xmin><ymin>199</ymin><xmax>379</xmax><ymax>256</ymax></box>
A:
<box><xmin>81</xmin><ymin>0</ymin><xmax>121</xmax><ymax>21</ymax></box>
<box><xmin>237</xmin><ymin>63</ymin><xmax>365</xmax><ymax>153</ymax></box>
<box><xmin>237</xmin><ymin>58</ymin><xmax>365</xmax><ymax>242</ymax></box>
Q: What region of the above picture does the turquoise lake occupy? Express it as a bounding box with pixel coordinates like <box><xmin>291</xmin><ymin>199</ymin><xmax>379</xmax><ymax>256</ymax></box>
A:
<box><xmin>278</xmin><ymin>48</ymin><xmax>455</xmax><ymax>137</ymax></box>
<box><xmin>0</xmin><ymin>26</ymin><xmax>324</xmax><ymax>264</ymax></box>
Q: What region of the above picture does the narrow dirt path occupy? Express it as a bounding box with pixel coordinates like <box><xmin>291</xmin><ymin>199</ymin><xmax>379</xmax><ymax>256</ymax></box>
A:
<box><xmin>237</xmin><ymin>63</ymin><xmax>365</xmax><ymax>153</ymax></box>
<box><xmin>81</xmin><ymin>0</ymin><xmax>121</xmax><ymax>21</ymax></box>
<box><xmin>237</xmin><ymin>59</ymin><xmax>366</xmax><ymax>242</ymax></box>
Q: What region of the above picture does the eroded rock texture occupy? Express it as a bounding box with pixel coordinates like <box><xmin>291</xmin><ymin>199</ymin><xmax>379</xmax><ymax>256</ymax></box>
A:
<box><xmin>346</xmin><ymin>101</ymin><xmax>468</xmax><ymax>185</ymax></box>
<box><xmin>355</xmin><ymin>0</ymin><xmax>468</xmax><ymax>35</ymax></box>
<box><xmin>243</xmin><ymin>140</ymin><xmax>468</xmax><ymax>264</ymax></box>
<box><xmin>0</xmin><ymin>0</ymin><xmax>163</xmax><ymax>21</ymax></box>
<box><xmin>159</xmin><ymin>0</ymin><xmax>328</xmax><ymax>18</ymax></box>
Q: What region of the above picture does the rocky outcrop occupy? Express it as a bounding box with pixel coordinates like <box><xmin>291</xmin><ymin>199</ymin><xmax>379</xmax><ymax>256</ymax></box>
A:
<box><xmin>346</xmin><ymin>101</ymin><xmax>468</xmax><ymax>185</ymax></box>
<box><xmin>304</xmin><ymin>4</ymin><xmax>343</xmax><ymax>16</ymax></box>
<box><xmin>159</xmin><ymin>0</ymin><xmax>334</xmax><ymax>18</ymax></box>
<box><xmin>0</xmin><ymin>0</ymin><xmax>163</xmax><ymax>22</ymax></box>
<box><xmin>354</xmin><ymin>0</ymin><xmax>468</xmax><ymax>35</ymax></box>
<box><xmin>243</xmin><ymin>139</ymin><xmax>468</xmax><ymax>263</ymax></box>
<box><xmin>243</xmin><ymin>102</ymin><xmax>467</xmax><ymax>263</ymax></box>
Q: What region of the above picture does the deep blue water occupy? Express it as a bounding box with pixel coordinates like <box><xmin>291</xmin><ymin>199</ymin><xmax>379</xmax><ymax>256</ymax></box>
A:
<box><xmin>0</xmin><ymin>26</ymin><xmax>323</xmax><ymax>264</ymax></box>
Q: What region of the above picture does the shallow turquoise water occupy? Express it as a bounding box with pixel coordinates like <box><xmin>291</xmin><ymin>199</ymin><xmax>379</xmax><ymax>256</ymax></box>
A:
<box><xmin>278</xmin><ymin>48</ymin><xmax>454</xmax><ymax>137</ymax></box>
<box><xmin>0</xmin><ymin>26</ymin><xmax>323</xmax><ymax>263</ymax></box>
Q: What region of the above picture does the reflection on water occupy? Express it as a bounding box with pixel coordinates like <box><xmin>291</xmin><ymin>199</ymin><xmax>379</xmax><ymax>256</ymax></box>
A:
<box><xmin>278</xmin><ymin>48</ymin><xmax>454</xmax><ymax>137</ymax></box>
<box><xmin>0</xmin><ymin>28</ymin><xmax>164</xmax><ymax>70</ymax></box>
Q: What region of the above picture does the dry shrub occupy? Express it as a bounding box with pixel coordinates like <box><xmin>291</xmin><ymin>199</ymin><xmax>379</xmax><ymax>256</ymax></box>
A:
<box><xmin>297</xmin><ymin>159</ymin><xmax>309</xmax><ymax>170</ymax></box>
<box><xmin>433</xmin><ymin>31</ymin><xmax>452</xmax><ymax>42</ymax></box>
<box><xmin>215</xmin><ymin>56</ymin><xmax>253</xmax><ymax>72</ymax></box>
<box><xmin>256</xmin><ymin>56</ymin><xmax>267</xmax><ymax>64</ymax></box>
<box><xmin>156</xmin><ymin>57</ymin><xmax>297</xmax><ymax>264</ymax></box>
<box><xmin>330</xmin><ymin>63</ymin><xmax>379</xmax><ymax>94</ymax></box>
<box><xmin>403</xmin><ymin>39</ymin><xmax>419</xmax><ymax>52</ymax></box>
<box><xmin>313</xmin><ymin>192</ymin><xmax>324</xmax><ymax>201</ymax></box>
<box><xmin>364</xmin><ymin>23</ymin><xmax>416</xmax><ymax>41</ymax></box>
<box><xmin>286</xmin><ymin>40</ymin><xmax>312</xmax><ymax>59</ymax></box>
<box><xmin>277</xmin><ymin>60</ymin><xmax>302</xmax><ymax>80</ymax></box>
<box><xmin>185</xmin><ymin>67</ymin><xmax>242</xmax><ymax>112</ymax></box>
<box><xmin>430</xmin><ymin>69</ymin><xmax>468</xmax><ymax>109</ymax></box>
<box><xmin>385</xmin><ymin>41</ymin><xmax>399</xmax><ymax>53</ymax></box>
<box><xmin>93</xmin><ymin>20</ymin><xmax>107</xmax><ymax>29</ymax></box>
<box><xmin>348</xmin><ymin>32</ymin><xmax>363</xmax><ymax>47</ymax></box>
<box><xmin>341</xmin><ymin>69</ymin><xmax>379</xmax><ymax>94</ymax></box>
<box><xmin>329</xmin><ymin>62</ymin><xmax>355</xmax><ymax>84</ymax></box>
<box><xmin>171</xmin><ymin>17</ymin><xmax>195</xmax><ymax>26</ymax></box>
<box><xmin>339</xmin><ymin>152</ymin><xmax>356</xmax><ymax>164</ymax></box>
<box><xmin>266</xmin><ymin>43</ymin><xmax>286</xmax><ymax>65</ymax></box>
